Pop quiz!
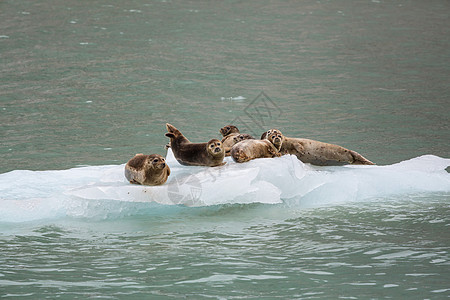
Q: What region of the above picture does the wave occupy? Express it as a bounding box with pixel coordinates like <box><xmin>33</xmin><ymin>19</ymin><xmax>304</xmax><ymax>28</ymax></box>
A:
<box><xmin>0</xmin><ymin>150</ymin><xmax>449</xmax><ymax>222</ymax></box>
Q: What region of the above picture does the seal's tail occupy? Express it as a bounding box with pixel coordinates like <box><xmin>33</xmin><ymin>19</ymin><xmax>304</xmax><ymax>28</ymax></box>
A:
<box><xmin>351</xmin><ymin>151</ymin><xmax>375</xmax><ymax>165</ymax></box>
<box><xmin>165</xmin><ymin>123</ymin><xmax>180</xmax><ymax>138</ymax></box>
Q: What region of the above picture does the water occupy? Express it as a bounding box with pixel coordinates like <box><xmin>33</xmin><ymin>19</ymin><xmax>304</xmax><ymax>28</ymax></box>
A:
<box><xmin>1</xmin><ymin>0</ymin><xmax>449</xmax><ymax>298</ymax></box>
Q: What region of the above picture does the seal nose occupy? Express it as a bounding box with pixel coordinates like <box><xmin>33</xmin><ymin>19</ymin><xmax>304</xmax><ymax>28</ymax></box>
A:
<box><xmin>214</xmin><ymin>147</ymin><xmax>221</xmax><ymax>153</ymax></box>
<box><xmin>161</xmin><ymin>162</ymin><xmax>166</xmax><ymax>168</ymax></box>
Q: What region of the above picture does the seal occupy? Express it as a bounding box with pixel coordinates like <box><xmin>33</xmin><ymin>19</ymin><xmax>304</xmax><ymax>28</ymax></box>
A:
<box><xmin>220</xmin><ymin>125</ymin><xmax>254</xmax><ymax>156</ymax></box>
<box><xmin>230</xmin><ymin>139</ymin><xmax>281</xmax><ymax>163</ymax></box>
<box><xmin>166</xmin><ymin>123</ymin><xmax>226</xmax><ymax>167</ymax></box>
<box><xmin>232</xmin><ymin>134</ymin><xmax>254</xmax><ymax>144</ymax></box>
<box><xmin>220</xmin><ymin>125</ymin><xmax>240</xmax><ymax>156</ymax></box>
<box><xmin>124</xmin><ymin>153</ymin><xmax>170</xmax><ymax>186</ymax></box>
<box><xmin>220</xmin><ymin>125</ymin><xmax>240</xmax><ymax>140</ymax></box>
<box><xmin>264</xmin><ymin>129</ymin><xmax>375</xmax><ymax>166</ymax></box>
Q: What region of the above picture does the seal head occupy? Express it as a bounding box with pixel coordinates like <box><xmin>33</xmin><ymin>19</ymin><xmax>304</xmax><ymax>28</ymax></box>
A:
<box><xmin>266</xmin><ymin>129</ymin><xmax>284</xmax><ymax>151</ymax></box>
<box><xmin>208</xmin><ymin>139</ymin><xmax>224</xmax><ymax>155</ymax></box>
<box><xmin>220</xmin><ymin>125</ymin><xmax>240</xmax><ymax>137</ymax></box>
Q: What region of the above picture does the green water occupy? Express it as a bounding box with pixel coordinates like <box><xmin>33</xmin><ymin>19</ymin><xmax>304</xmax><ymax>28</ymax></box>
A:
<box><xmin>1</xmin><ymin>0</ymin><xmax>449</xmax><ymax>298</ymax></box>
<box><xmin>1</xmin><ymin>200</ymin><xmax>450</xmax><ymax>298</ymax></box>
<box><xmin>1</xmin><ymin>0</ymin><xmax>449</xmax><ymax>172</ymax></box>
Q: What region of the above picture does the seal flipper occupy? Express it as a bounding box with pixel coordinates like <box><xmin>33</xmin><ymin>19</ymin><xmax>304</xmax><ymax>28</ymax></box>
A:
<box><xmin>165</xmin><ymin>123</ymin><xmax>190</xmax><ymax>143</ymax></box>
<box><xmin>266</xmin><ymin>140</ymin><xmax>281</xmax><ymax>157</ymax></box>
<box><xmin>292</xmin><ymin>142</ymin><xmax>305</xmax><ymax>157</ymax></box>
<box><xmin>165</xmin><ymin>123</ymin><xmax>179</xmax><ymax>138</ymax></box>
<box><xmin>350</xmin><ymin>150</ymin><xmax>375</xmax><ymax>165</ymax></box>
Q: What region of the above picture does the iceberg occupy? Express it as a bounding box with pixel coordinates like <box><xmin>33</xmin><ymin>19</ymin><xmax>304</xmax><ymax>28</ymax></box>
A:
<box><xmin>0</xmin><ymin>149</ymin><xmax>449</xmax><ymax>222</ymax></box>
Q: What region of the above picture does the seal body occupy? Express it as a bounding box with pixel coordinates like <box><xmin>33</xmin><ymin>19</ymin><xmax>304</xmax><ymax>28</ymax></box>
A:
<box><xmin>220</xmin><ymin>125</ymin><xmax>241</xmax><ymax>156</ymax></box>
<box><xmin>166</xmin><ymin>123</ymin><xmax>226</xmax><ymax>167</ymax></box>
<box><xmin>230</xmin><ymin>139</ymin><xmax>281</xmax><ymax>163</ymax></box>
<box><xmin>265</xmin><ymin>129</ymin><xmax>374</xmax><ymax>166</ymax></box>
<box><xmin>124</xmin><ymin>154</ymin><xmax>170</xmax><ymax>186</ymax></box>
<box><xmin>220</xmin><ymin>125</ymin><xmax>240</xmax><ymax>142</ymax></box>
<box><xmin>220</xmin><ymin>125</ymin><xmax>254</xmax><ymax>156</ymax></box>
<box><xmin>232</xmin><ymin>134</ymin><xmax>254</xmax><ymax>144</ymax></box>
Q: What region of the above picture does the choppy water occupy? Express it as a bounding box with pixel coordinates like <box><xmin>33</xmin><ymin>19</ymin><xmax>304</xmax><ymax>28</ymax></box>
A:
<box><xmin>1</xmin><ymin>0</ymin><xmax>449</xmax><ymax>298</ymax></box>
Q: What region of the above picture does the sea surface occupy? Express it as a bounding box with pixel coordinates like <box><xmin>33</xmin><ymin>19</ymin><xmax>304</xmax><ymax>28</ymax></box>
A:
<box><xmin>1</xmin><ymin>0</ymin><xmax>449</xmax><ymax>298</ymax></box>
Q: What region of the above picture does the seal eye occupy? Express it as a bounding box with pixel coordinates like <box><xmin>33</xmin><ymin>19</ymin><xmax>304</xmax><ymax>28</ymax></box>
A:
<box><xmin>210</xmin><ymin>144</ymin><xmax>214</xmax><ymax>148</ymax></box>
<box><xmin>153</xmin><ymin>159</ymin><xmax>159</xmax><ymax>163</ymax></box>
<box><xmin>217</xmin><ymin>142</ymin><xmax>221</xmax><ymax>146</ymax></box>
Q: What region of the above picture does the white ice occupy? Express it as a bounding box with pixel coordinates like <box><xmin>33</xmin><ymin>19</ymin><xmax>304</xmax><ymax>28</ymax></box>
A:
<box><xmin>0</xmin><ymin>149</ymin><xmax>449</xmax><ymax>222</ymax></box>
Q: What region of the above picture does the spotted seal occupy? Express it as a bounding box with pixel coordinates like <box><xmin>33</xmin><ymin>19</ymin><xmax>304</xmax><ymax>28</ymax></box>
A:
<box><xmin>230</xmin><ymin>139</ymin><xmax>281</xmax><ymax>163</ymax></box>
<box><xmin>220</xmin><ymin>125</ymin><xmax>254</xmax><ymax>156</ymax></box>
<box><xmin>124</xmin><ymin>153</ymin><xmax>170</xmax><ymax>186</ymax></box>
<box><xmin>166</xmin><ymin>123</ymin><xmax>226</xmax><ymax>167</ymax></box>
<box><xmin>264</xmin><ymin>129</ymin><xmax>374</xmax><ymax>166</ymax></box>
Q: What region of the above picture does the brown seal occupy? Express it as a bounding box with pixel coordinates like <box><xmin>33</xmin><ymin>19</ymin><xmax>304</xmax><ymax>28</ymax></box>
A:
<box><xmin>220</xmin><ymin>125</ymin><xmax>254</xmax><ymax>156</ymax></box>
<box><xmin>124</xmin><ymin>154</ymin><xmax>170</xmax><ymax>186</ymax></box>
<box><xmin>230</xmin><ymin>139</ymin><xmax>281</xmax><ymax>163</ymax></box>
<box><xmin>232</xmin><ymin>134</ymin><xmax>254</xmax><ymax>144</ymax></box>
<box><xmin>220</xmin><ymin>125</ymin><xmax>240</xmax><ymax>140</ymax></box>
<box><xmin>220</xmin><ymin>125</ymin><xmax>240</xmax><ymax>156</ymax></box>
<box><xmin>166</xmin><ymin>123</ymin><xmax>226</xmax><ymax>167</ymax></box>
<box><xmin>264</xmin><ymin>129</ymin><xmax>375</xmax><ymax>166</ymax></box>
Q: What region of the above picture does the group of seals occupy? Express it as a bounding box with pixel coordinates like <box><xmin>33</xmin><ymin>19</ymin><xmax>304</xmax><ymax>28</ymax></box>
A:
<box><xmin>124</xmin><ymin>123</ymin><xmax>227</xmax><ymax>186</ymax></box>
<box><xmin>219</xmin><ymin>125</ymin><xmax>254</xmax><ymax>156</ymax></box>
<box><xmin>124</xmin><ymin>123</ymin><xmax>374</xmax><ymax>186</ymax></box>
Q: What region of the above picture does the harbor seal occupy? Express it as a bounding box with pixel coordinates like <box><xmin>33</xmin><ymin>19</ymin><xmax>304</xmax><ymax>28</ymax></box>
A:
<box><xmin>220</xmin><ymin>125</ymin><xmax>240</xmax><ymax>140</ymax></box>
<box><xmin>124</xmin><ymin>154</ymin><xmax>170</xmax><ymax>186</ymax></box>
<box><xmin>232</xmin><ymin>133</ymin><xmax>254</xmax><ymax>144</ymax></box>
<box><xmin>220</xmin><ymin>125</ymin><xmax>254</xmax><ymax>156</ymax></box>
<box><xmin>166</xmin><ymin>123</ymin><xmax>226</xmax><ymax>167</ymax></box>
<box><xmin>264</xmin><ymin>129</ymin><xmax>375</xmax><ymax>166</ymax></box>
<box><xmin>230</xmin><ymin>139</ymin><xmax>281</xmax><ymax>163</ymax></box>
<box><xmin>220</xmin><ymin>125</ymin><xmax>240</xmax><ymax>156</ymax></box>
